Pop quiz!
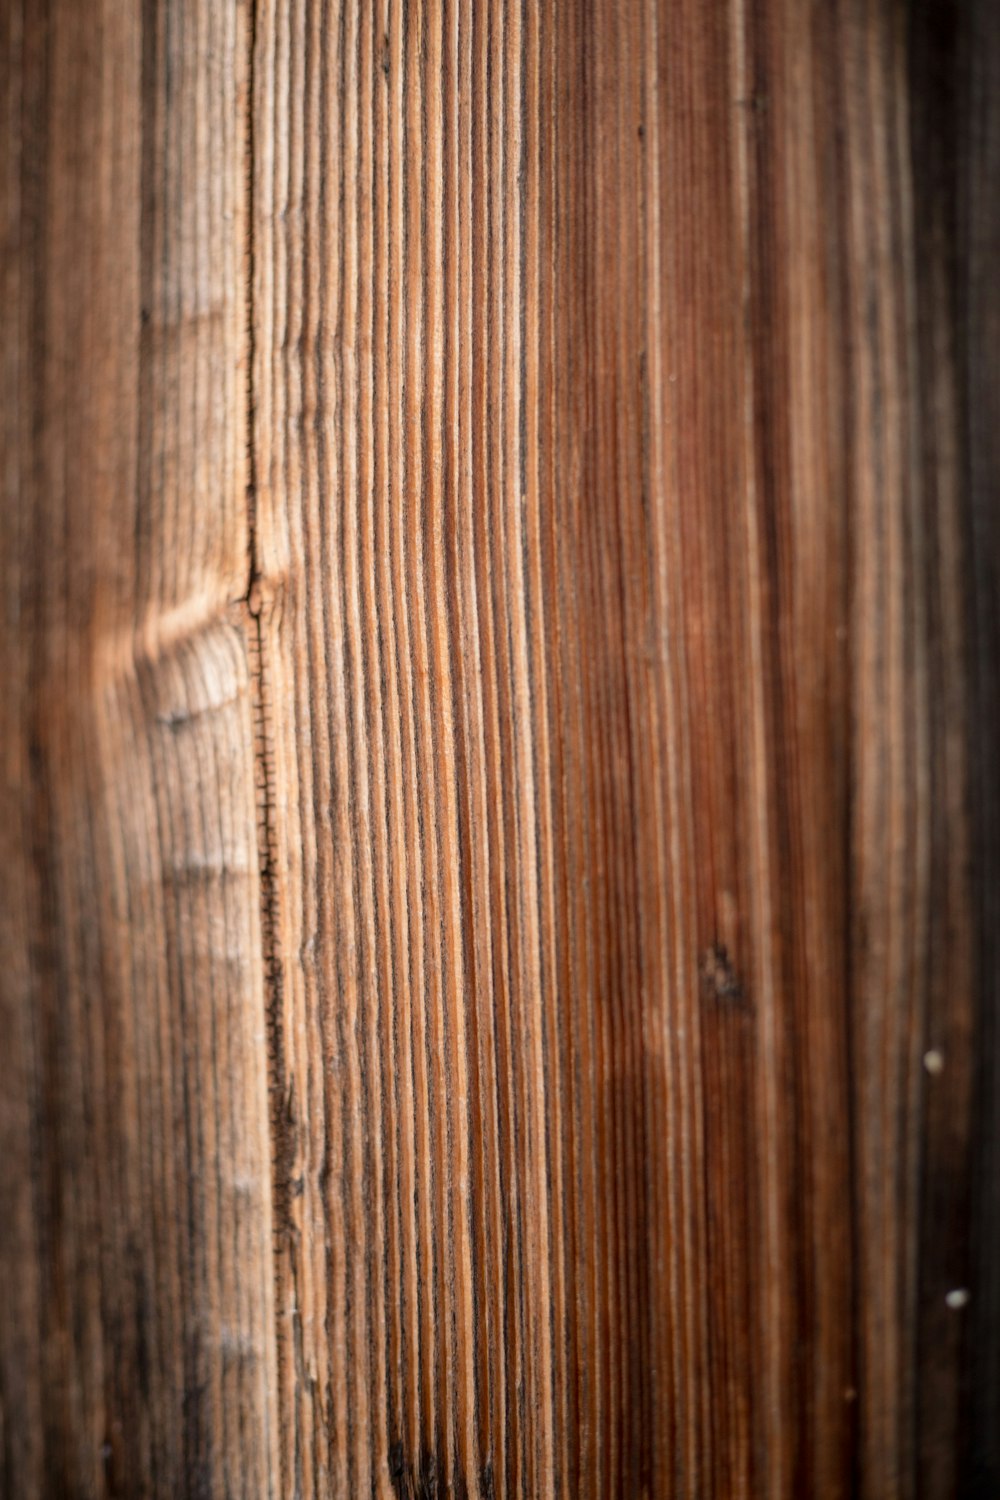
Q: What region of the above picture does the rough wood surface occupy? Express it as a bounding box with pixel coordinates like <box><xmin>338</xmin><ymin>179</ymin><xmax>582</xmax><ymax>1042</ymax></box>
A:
<box><xmin>2</xmin><ymin>2</ymin><xmax>997</xmax><ymax>1497</ymax></box>
<box><xmin>0</xmin><ymin>1</ymin><xmax>277</xmax><ymax>1493</ymax></box>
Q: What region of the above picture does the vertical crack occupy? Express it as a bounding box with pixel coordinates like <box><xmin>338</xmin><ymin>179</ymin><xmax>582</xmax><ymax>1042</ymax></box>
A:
<box><xmin>243</xmin><ymin>0</ymin><xmax>290</xmax><ymax>1490</ymax></box>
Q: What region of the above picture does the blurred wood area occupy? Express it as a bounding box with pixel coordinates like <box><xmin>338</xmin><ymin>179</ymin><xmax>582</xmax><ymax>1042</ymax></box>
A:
<box><xmin>1</xmin><ymin>1</ymin><xmax>997</xmax><ymax>1496</ymax></box>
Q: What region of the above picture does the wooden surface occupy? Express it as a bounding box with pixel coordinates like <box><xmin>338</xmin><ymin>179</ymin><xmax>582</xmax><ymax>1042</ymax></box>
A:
<box><xmin>2</xmin><ymin>1</ymin><xmax>997</xmax><ymax>1496</ymax></box>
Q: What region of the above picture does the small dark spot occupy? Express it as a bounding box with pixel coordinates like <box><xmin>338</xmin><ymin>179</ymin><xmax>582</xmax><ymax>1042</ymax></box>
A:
<box><xmin>157</xmin><ymin>705</ymin><xmax>190</xmax><ymax>731</ymax></box>
<box><xmin>735</xmin><ymin>92</ymin><xmax>769</xmax><ymax>119</ymax></box>
<box><xmin>381</xmin><ymin>34</ymin><xmax>390</xmax><ymax>77</ymax></box>
<box><xmin>141</xmin><ymin>305</ymin><xmax>151</xmax><ymax>325</ymax></box>
<box><xmin>700</xmin><ymin>942</ymin><xmax>745</xmax><ymax>1006</ymax></box>
<box><xmin>637</xmin><ymin>123</ymin><xmax>645</xmax><ymax>139</ymax></box>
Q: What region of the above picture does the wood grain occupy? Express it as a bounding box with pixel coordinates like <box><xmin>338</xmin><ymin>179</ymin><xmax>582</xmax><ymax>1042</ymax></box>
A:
<box><xmin>1</xmin><ymin>0</ymin><xmax>278</xmax><ymax>1493</ymax></box>
<box><xmin>2</xmin><ymin>1</ymin><xmax>997</xmax><ymax>1496</ymax></box>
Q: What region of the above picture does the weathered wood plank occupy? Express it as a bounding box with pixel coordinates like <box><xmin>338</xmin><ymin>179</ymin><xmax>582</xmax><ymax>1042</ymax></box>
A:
<box><xmin>1</xmin><ymin>1</ymin><xmax>996</xmax><ymax>1496</ymax></box>
<box><xmin>1</xmin><ymin>0</ymin><xmax>278</xmax><ymax>1493</ymax></box>
<box><xmin>249</xmin><ymin>3</ymin><xmax>997</xmax><ymax>1497</ymax></box>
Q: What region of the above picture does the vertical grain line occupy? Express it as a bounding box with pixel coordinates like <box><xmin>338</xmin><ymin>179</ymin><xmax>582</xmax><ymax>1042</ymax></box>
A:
<box><xmin>245</xmin><ymin>0</ymin><xmax>259</xmax><ymax>596</ymax></box>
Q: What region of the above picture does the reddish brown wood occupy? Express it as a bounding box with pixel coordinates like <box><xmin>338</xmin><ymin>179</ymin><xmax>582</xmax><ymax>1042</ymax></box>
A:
<box><xmin>1</xmin><ymin>2</ymin><xmax>997</xmax><ymax>1495</ymax></box>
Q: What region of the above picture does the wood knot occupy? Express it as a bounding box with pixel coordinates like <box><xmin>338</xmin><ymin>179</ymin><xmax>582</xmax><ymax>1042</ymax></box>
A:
<box><xmin>700</xmin><ymin>942</ymin><xmax>745</xmax><ymax>1006</ymax></box>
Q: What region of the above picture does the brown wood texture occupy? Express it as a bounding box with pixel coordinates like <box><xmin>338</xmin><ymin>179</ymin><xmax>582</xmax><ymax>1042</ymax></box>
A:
<box><xmin>2</xmin><ymin>1</ymin><xmax>998</xmax><ymax>1497</ymax></box>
